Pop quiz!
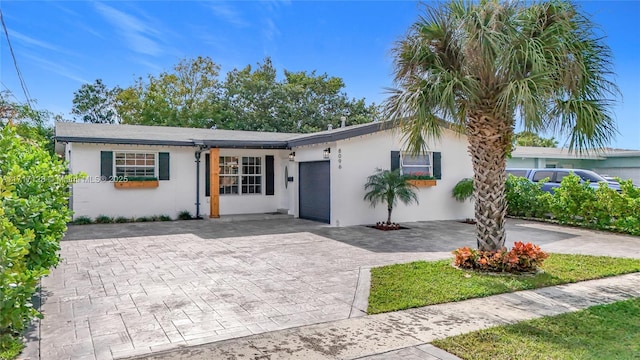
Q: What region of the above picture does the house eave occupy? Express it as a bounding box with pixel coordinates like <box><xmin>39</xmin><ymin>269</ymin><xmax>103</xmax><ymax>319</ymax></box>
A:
<box><xmin>288</xmin><ymin>121</ymin><xmax>393</xmax><ymax>147</ymax></box>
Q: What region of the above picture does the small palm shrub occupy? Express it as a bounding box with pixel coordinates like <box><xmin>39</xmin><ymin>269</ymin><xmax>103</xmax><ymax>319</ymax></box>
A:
<box><xmin>114</xmin><ymin>216</ymin><xmax>130</xmax><ymax>223</ymax></box>
<box><xmin>177</xmin><ymin>210</ymin><xmax>193</xmax><ymax>220</ymax></box>
<box><xmin>135</xmin><ymin>217</ymin><xmax>151</xmax><ymax>222</ymax></box>
<box><xmin>364</xmin><ymin>169</ymin><xmax>419</xmax><ymax>225</ymax></box>
<box><xmin>159</xmin><ymin>215</ymin><xmax>172</xmax><ymax>221</ymax></box>
<box><xmin>94</xmin><ymin>215</ymin><xmax>113</xmax><ymax>224</ymax></box>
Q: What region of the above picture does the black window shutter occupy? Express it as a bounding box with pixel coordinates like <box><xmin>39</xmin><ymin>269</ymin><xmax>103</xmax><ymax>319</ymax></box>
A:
<box><xmin>158</xmin><ymin>152</ymin><xmax>170</xmax><ymax>180</ymax></box>
<box><xmin>100</xmin><ymin>151</ymin><xmax>113</xmax><ymax>178</ymax></box>
<box><xmin>390</xmin><ymin>151</ymin><xmax>400</xmax><ymax>171</ymax></box>
<box><xmin>433</xmin><ymin>152</ymin><xmax>442</xmax><ymax>180</ymax></box>
<box><xmin>265</xmin><ymin>155</ymin><xmax>274</xmax><ymax>196</ymax></box>
<box><xmin>205</xmin><ymin>154</ymin><xmax>210</xmax><ymax>197</ymax></box>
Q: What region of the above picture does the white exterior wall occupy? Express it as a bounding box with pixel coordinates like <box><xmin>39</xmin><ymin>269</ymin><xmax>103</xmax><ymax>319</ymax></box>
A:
<box><xmin>69</xmin><ymin>143</ymin><xmax>202</xmax><ymax>219</ymax></box>
<box><xmin>291</xmin><ymin>129</ymin><xmax>474</xmax><ymax>226</ymax></box>
<box><xmin>68</xmin><ymin>143</ymin><xmax>291</xmax><ymax>219</ymax></box>
<box><xmin>216</xmin><ymin>149</ymin><xmax>290</xmax><ymax>215</ymax></box>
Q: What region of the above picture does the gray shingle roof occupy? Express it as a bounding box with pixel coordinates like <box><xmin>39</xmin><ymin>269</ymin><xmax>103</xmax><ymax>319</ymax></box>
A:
<box><xmin>54</xmin><ymin>121</ymin><xmax>393</xmax><ymax>149</ymax></box>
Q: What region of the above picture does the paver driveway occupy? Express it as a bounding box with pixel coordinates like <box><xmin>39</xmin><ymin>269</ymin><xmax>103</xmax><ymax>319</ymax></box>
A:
<box><xmin>37</xmin><ymin>219</ymin><xmax>465</xmax><ymax>360</ymax></box>
<box><xmin>31</xmin><ymin>217</ymin><xmax>626</xmax><ymax>360</ymax></box>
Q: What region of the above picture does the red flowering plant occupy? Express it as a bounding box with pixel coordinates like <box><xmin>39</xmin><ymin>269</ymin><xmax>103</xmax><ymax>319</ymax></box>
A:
<box><xmin>453</xmin><ymin>242</ymin><xmax>549</xmax><ymax>273</ymax></box>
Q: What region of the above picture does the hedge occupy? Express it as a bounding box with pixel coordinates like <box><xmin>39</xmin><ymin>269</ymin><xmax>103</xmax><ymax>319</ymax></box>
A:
<box><xmin>506</xmin><ymin>174</ymin><xmax>640</xmax><ymax>235</ymax></box>
<box><xmin>0</xmin><ymin>125</ymin><xmax>83</xmax><ymax>351</ymax></box>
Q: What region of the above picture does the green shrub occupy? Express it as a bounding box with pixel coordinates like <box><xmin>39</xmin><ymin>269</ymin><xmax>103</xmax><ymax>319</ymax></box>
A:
<box><xmin>135</xmin><ymin>217</ymin><xmax>151</xmax><ymax>222</ymax></box>
<box><xmin>507</xmin><ymin>173</ymin><xmax>640</xmax><ymax>235</ymax></box>
<box><xmin>452</xmin><ymin>178</ymin><xmax>474</xmax><ymax>202</ymax></box>
<box><xmin>94</xmin><ymin>215</ymin><xmax>113</xmax><ymax>224</ymax></box>
<box><xmin>177</xmin><ymin>210</ymin><xmax>193</xmax><ymax>220</ymax></box>
<box><xmin>0</xmin><ymin>125</ymin><xmax>83</xmax><ymax>349</ymax></box>
<box><xmin>72</xmin><ymin>216</ymin><xmax>93</xmax><ymax>225</ymax></box>
<box><xmin>506</xmin><ymin>175</ymin><xmax>551</xmax><ymax>218</ymax></box>
<box><xmin>114</xmin><ymin>216</ymin><xmax>130</xmax><ymax>223</ymax></box>
<box><xmin>159</xmin><ymin>215</ymin><xmax>172</xmax><ymax>221</ymax></box>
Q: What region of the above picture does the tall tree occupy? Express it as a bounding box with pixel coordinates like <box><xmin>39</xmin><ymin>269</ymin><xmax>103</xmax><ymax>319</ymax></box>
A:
<box><xmin>222</xmin><ymin>57</ymin><xmax>380</xmax><ymax>132</ymax></box>
<box><xmin>385</xmin><ymin>0</ymin><xmax>618</xmax><ymax>251</ymax></box>
<box><xmin>72</xmin><ymin>79</ymin><xmax>121</xmax><ymax>124</ymax></box>
<box><xmin>514</xmin><ymin>131</ymin><xmax>558</xmax><ymax>147</ymax></box>
<box><xmin>117</xmin><ymin>56</ymin><xmax>228</xmax><ymax>128</ymax></box>
<box><xmin>1</xmin><ymin>91</ymin><xmax>56</xmax><ymax>155</ymax></box>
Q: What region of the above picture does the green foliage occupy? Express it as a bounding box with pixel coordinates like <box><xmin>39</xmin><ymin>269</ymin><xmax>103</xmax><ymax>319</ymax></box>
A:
<box><xmin>94</xmin><ymin>215</ymin><xmax>113</xmax><ymax>224</ymax></box>
<box><xmin>385</xmin><ymin>0</ymin><xmax>619</xmax><ymax>251</ymax></box>
<box><xmin>507</xmin><ymin>174</ymin><xmax>640</xmax><ymax>235</ymax></box>
<box><xmin>0</xmin><ymin>125</ymin><xmax>82</xmax><ymax>347</ymax></box>
<box><xmin>72</xmin><ymin>79</ymin><xmax>121</xmax><ymax>124</ymax></box>
<box><xmin>364</xmin><ymin>169</ymin><xmax>419</xmax><ymax>225</ymax></box>
<box><xmin>513</xmin><ymin>131</ymin><xmax>558</xmax><ymax>148</ymax></box>
<box><xmin>117</xmin><ymin>56</ymin><xmax>227</xmax><ymax>128</ymax></box>
<box><xmin>505</xmin><ymin>175</ymin><xmax>552</xmax><ymax>218</ymax></box>
<box><xmin>368</xmin><ymin>254</ymin><xmax>640</xmax><ymax>314</ymax></box>
<box><xmin>177</xmin><ymin>211</ymin><xmax>193</xmax><ymax>220</ymax></box>
<box><xmin>403</xmin><ymin>173</ymin><xmax>436</xmax><ymax>180</ymax></box>
<box><xmin>135</xmin><ymin>217</ymin><xmax>151</xmax><ymax>222</ymax></box>
<box><xmin>1</xmin><ymin>91</ymin><xmax>57</xmax><ymax>156</ymax></box>
<box><xmin>114</xmin><ymin>216</ymin><xmax>130</xmax><ymax>223</ymax></box>
<box><xmin>452</xmin><ymin>178</ymin><xmax>474</xmax><ymax>202</ymax></box>
<box><xmin>105</xmin><ymin>56</ymin><xmax>379</xmax><ymax>132</ymax></box>
<box><xmin>0</xmin><ymin>333</ymin><xmax>24</xmax><ymax>360</ymax></box>
<box><xmin>71</xmin><ymin>216</ymin><xmax>93</xmax><ymax>225</ymax></box>
<box><xmin>158</xmin><ymin>215</ymin><xmax>172</xmax><ymax>221</ymax></box>
<box><xmin>433</xmin><ymin>298</ymin><xmax>640</xmax><ymax>360</ymax></box>
<box><xmin>222</xmin><ymin>57</ymin><xmax>380</xmax><ymax>132</ymax></box>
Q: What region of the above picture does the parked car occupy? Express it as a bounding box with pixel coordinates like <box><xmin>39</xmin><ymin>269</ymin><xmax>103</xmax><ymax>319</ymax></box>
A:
<box><xmin>506</xmin><ymin>168</ymin><xmax>622</xmax><ymax>193</ymax></box>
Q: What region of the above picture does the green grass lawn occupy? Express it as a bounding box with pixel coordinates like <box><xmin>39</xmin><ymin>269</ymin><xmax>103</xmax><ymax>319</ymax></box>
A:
<box><xmin>432</xmin><ymin>298</ymin><xmax>640</xmax><ymax>360</ymax></box>
<box><xmin>368</xmin><ymin>253</ymin><xmax>640</xmax><ymax>314</ymax></box>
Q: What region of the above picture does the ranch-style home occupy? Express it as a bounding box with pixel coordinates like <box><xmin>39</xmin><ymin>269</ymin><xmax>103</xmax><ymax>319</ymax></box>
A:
<box><xmin>55</xmin><ymin>121</ymin><xmax>474</xmax><ymax>226</ymax></box>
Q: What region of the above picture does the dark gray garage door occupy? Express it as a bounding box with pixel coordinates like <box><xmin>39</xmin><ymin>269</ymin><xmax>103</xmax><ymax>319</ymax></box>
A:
<box><xmin>299</xmin><ymin>161</ymin><xmax>330</xmax><ymax>223</ymax></box>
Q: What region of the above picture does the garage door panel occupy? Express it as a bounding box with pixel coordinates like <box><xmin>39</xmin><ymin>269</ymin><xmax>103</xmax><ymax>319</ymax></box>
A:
<box><xmin>299</xmin><ymin>161</ymin><xmax>330</xmax><ymax>223</ymax></box>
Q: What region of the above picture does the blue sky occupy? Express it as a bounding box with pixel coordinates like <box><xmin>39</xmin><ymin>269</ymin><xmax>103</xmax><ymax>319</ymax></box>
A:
<box><xmin>1</xmin><ymin>1</ymin><xmax>638</xmax><ymax>149</ymax></box>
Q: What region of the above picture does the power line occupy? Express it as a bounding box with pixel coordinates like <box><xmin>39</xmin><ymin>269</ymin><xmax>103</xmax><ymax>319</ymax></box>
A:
<box><xmin>0</xmin><ymin>8</ymin><xmax>32</xmax><ymax>108</ymax></box>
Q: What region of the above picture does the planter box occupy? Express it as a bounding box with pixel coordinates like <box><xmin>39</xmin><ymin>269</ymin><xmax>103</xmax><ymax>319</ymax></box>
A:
<box><xmin>407</xmin><ymin>179</ymin><xmax>437</xmax><ymax>187</ymax></box>
<box><xmin>114</xmin><ymin>180</ymin><xmax>159</xmax><ymax>189</ymax></box>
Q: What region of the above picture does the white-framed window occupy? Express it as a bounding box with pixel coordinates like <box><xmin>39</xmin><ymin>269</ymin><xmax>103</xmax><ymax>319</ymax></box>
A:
<box><xmin>114</xmin><ymin>152</ymin><xmax>156</xmax><ymax>178</ymax></box>
<box><xmin>401</xmin><ymin>152</ymin><xmax>433</xmax><ymax>176</ymax></box>
<box><xmin>219</xmin><ymin>156</ymin><xmax>239</xmax><ymax>194</ymax></box>
<box><xmin>241</xmin><ymin>156</ymin><xmax>262</xmax><ymax>194</ymax></box>
<box><xmin>218</xmin><ymin>156</ymin><xmax>262</xmax><ymax>195</ymax></box>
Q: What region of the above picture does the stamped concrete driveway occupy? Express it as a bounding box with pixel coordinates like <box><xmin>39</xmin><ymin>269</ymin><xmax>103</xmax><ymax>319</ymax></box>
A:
<box><xmin>29</xmin><ymin>217</ymin><xmax>637</xmax><ymax>360</ymax></box>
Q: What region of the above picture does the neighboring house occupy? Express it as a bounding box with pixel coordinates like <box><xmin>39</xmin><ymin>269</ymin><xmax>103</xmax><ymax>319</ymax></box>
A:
<box><xmin>55</xmin><ymin>121</ymin><xmax>474</xmax><ymax>226</ymax></box>
<box><xmin>508</xmin><ymin>146</ymin><xmax>640</xmax><ymax>185</ymax></box>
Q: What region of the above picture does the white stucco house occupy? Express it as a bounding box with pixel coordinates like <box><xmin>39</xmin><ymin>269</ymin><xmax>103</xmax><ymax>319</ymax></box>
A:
<box><xmin>55</xmin><ymin>121</ymin><xmax>474</xmax><ymax>226</ymax></box>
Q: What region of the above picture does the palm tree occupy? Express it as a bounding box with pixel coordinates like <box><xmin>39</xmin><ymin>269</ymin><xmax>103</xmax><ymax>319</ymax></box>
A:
<box><xmin>364</xmin><ymin>169</ymin><xmax>419</xmax><ymax>225</ymax></box>
<box><xmin>385</xmin><ymin>1</ymin><xmax>618</xmax><ymax>251</ymax></box>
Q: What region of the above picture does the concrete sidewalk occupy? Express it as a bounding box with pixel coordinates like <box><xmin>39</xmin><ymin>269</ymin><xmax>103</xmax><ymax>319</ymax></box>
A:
<box><xmin>128</xmin><ymin>272</ymin><xmax>640</xmax><ymax>360</ymax></box>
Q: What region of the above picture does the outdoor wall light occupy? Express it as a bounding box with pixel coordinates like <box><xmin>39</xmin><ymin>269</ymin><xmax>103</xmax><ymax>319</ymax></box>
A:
<box><xmin>288</xmin><ymin>152</ymin><xmax>296</xmax><ymax>161</ymax></box>
<box><xmin>323</xmin><ymin>148</ymin><xmax>331</xmax><ymax>159</ymax></box>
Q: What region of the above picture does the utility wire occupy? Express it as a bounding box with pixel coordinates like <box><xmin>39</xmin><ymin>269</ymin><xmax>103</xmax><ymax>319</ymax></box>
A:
<box><xmin>0</xmin><ymin>8</ymin><xmax>32</xmax><ymax>108</ymax></box>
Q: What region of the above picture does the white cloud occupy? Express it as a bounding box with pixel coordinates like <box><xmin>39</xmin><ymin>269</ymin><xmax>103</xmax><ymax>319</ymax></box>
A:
<box><xmin>94</xmin><ymin>2</ymin><xmax>162</xmax><ymax>56</ymax></box>
<box><xmin>207</xmin><ymin>2</ymin><xmax>249</xmax><ymax>28</ymax></box>
<box><xmin>22</xmin><ymin>52</ymin><xmax>89</xmax><ymax>84</ymax></box>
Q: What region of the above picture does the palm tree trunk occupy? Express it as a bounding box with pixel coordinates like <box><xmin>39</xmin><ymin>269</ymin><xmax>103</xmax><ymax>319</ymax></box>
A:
<box><xmin>467</xmin><ymin>109</ymin><xmax>512</xmax><ymax>252</ymax></box>
<box><xmin>387</xmin><ymin>207</ymin><xmax>392</xmax><ymax>225</ymax></box>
